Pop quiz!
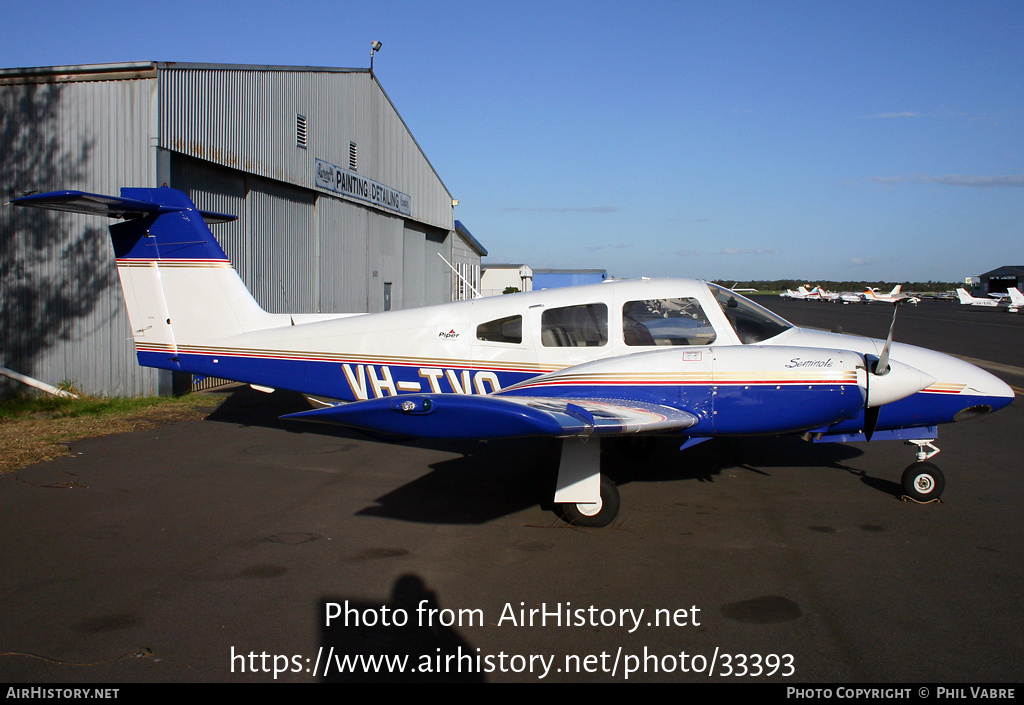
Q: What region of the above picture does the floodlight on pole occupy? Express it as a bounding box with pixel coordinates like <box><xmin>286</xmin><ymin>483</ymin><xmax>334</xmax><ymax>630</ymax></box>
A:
<box><xmin>371</xmin><ymin>41</ymin><xmax>382</xmax><ymax>73</ymax></box>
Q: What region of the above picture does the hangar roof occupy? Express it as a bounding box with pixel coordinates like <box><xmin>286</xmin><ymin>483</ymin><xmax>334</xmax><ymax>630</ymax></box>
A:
<box><xmin>455</xmin><ymin>221</ymin><xmax>488</xmax><ymax>257</ymax></box>
<box><xmin>980</xmin><ymin>265</ymin><xmax>1024</xmax><ymax>278</ymax></box>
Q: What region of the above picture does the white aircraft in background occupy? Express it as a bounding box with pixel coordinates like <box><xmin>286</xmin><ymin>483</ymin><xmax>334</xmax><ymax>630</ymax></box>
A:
<box><xmin>808</xmin><ymin>286</ymin><xmax>840</xmax><ymax>303</ymax></box>
<box><xmin>862</xmin><ymin>285</ymin><xmax>919</xmax><ymax>305</ymax></box>
<box><xmin>780</xmin><ymin>286</ymin><xmax>813</xmax><ymax>300</ymax></box>
<box><xmin>958</xmin><ymin>288</ymin><xmax>1023</xmax><ymax>314</ymax></box>
<box><xmin>1010</xmin><ymin>288</ymin><xmax>1024</xmax><ymax>313</ymax></box>
<box><xmin>9</xmin><ymin>188</ymin><xmax>1016</xmax><ymax>526</ymax></box>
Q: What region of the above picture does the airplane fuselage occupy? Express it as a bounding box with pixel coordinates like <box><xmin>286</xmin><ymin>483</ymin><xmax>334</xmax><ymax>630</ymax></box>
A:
<box><xmin>131</xmin><ymin>276</ymin><xmax>1010</xmax><ymax>441</ymax></box>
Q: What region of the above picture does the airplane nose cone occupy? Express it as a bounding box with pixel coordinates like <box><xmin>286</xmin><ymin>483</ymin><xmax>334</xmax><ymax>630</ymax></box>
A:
<box><xmin>961</xmin><ymin>366</ymin><xmax>1016</xmax><ymax>410</ymax></box>
<box><xmin>863</xmin><ymin>360</ymin><xmax>937</xmax><ymax>407</ymax></box>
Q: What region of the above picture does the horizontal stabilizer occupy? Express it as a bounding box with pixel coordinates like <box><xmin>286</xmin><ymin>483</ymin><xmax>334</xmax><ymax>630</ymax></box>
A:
<box><xmin>10</xmin><ymin>189</ymin><xmax>237</xmax><ymax>224</ymax></box>
<box><xmin>282</xmin><ymin>394</ymin><xmax>699</xmax><ymax>440</ymax></box>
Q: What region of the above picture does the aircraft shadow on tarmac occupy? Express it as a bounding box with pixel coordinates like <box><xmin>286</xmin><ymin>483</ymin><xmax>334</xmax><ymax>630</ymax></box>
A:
<box><xmin>355</xmin><ymin>434</ymin><xmax>880</xmax><ymax>525</ymax></box>
<box><xmin>199</xmin><ymin>386</ymin><xmax>898</xmax><ymax>526</ymax></box>
<box><xmin>318</xmin><ymin>574</ymin><xmax>483</xmax><ymax>683</ymax></box>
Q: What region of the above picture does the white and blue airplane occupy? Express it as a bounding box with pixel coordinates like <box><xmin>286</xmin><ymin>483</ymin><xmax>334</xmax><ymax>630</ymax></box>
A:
<box><xmin>10</xmin><ymin>188</ymin><xmax>1016</xmax><ymax>526</ymax></box>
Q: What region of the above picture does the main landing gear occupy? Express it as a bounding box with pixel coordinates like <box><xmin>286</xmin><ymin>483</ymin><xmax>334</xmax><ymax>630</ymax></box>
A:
<box><xmin>553</xmin><ymin>437</ymin><xmax>621</xmax><ymax>527</ymax></box>
<box><xmin>559</xmin><ymin>475</ymin><xmax>621</xmax><ymax>528</ymax></box>
<box><xmin>901</xmin><ymin>440</ymin><xmax>945</xmax><ymax>503</ymax></box>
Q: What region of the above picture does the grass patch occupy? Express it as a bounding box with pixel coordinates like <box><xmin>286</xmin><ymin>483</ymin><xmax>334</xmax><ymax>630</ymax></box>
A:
<box><xmin>0</xmin><ymin>392</ymin><xmax>194</xmax><ymax>420</ymax></box>
<box><xmin>0</xmin><ymin>391</ymin><xmax>218</xmax><ymax>473</ymax></box>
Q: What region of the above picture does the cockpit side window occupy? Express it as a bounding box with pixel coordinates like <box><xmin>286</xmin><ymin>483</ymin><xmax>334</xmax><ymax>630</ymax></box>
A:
<box><xmin>709</xmin><ymin>284</ymin><xmax>792</xmax><ymax>344</ymax></box>
<box><xmin>541</xmin><ymin>303</ymin><xmax>608</xmax><ymax>347</ymax></box>
<box><xmin>477</xmin><ymin>315</ymin><xmax>522</xmax><ymax>344</ymax></box>
<box><xmin>622</xmin><ymin>299</ymin><xmax>717</xmax><ymax>346</ymax></box>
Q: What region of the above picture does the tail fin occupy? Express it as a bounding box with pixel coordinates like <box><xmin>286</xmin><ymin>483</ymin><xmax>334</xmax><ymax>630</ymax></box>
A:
<box><xmin>11</xmin><ymin>188</ymin><xmax>276</xmax><ymax>371</ymax></box>
<box><xmin>956</xmin><ymin>288</ymin><xmax>975</xmax><ymax>304</ymax></box>
<box><xmin>1009</xmin><ymin>288</ymin><xmax>1024</xmax><ymax>308</ymax></box>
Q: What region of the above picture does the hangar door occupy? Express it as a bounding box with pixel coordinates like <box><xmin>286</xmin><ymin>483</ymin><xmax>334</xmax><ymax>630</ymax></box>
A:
<box><xmin>170</xmin><ymin>158</ymin><xmax>317</xmax><ymax>314</ymax></box>
<box><xmin>987</xmin><ymin>277</ymin><xmax>1017</xmax><ymax>295</ymax></box>
<box><xmin>403</xmin><ymin>220</ymin><xmax>450</xmax><ymax>308</ymax></box>
<box><xmin>246</xmin><ymin>178</ymin><xmax>317</xmax><ymax>314</ymax></box>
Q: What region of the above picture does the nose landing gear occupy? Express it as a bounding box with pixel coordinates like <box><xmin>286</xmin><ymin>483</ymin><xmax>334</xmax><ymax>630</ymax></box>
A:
<box><xmin>901</xmin><ymin>440</ymin><xmax>945</xmax><ymax>503</ymax></box>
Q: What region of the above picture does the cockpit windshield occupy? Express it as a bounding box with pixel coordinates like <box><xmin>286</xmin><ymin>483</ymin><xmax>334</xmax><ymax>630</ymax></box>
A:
<box><xmin>708</xmin><ymin>284</ymin><xmax>792</xmax><ymax>344</ymax></box>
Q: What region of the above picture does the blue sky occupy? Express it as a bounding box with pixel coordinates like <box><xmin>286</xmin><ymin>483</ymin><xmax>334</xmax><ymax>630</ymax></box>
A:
<box><xmin>4</xmin><ymin>0</ymin><xmax>1022</xmax><ymax>282</ymax></box>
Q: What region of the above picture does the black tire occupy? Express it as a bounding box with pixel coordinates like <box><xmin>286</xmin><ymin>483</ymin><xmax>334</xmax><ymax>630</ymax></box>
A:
<box><xmin>901</xmin><ymin>462</ymin><xmax>945</xmax><ymax>502</ymax></box>
<box><xmin>559</xmin><ymin>476</ymin><xmax>621</xmax><ymax>527</ymax></box>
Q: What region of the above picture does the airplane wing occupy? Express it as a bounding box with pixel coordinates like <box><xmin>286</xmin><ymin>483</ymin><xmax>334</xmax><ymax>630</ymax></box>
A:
<box><xmin>282</xmin><ymin>393</ymin><xmax>698</xmax><ymax>440</ymax></box>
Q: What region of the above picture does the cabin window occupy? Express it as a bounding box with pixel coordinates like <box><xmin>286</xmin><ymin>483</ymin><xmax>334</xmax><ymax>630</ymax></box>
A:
<box><xmin>709</xmin><ymin>284</ymin><xmax>792</xmax><ymax>344</ymax></box>
<box><xmin>622</xmin><ymin>298</ymin><xmax>717</xmax><ymax>346</ymax></box>
<box><xmin>477</xmin><ymin>315</ymin><xmax>522</xmax><ymax>344</ymax></box>
<box><xmin>541</xmin><ymin>304</ymin><xmax>608</xmax><ymax>347</ymax></box>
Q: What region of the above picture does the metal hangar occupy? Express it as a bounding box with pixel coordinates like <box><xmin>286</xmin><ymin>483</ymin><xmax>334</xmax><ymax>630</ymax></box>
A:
<box><xmin>1</xmin><ymin>62</ymin><xmax>482</xmax><ymax>396</ymax></box>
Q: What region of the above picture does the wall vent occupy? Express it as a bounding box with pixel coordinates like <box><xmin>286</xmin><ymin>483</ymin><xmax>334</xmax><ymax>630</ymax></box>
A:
<box><xmin>349</xmin><ymin>141</ymin><xmax>358</xmax><ymax>171</ymax></box>
<box><xmin>296</xmin><ymin>114</ymin><xmax>308</xmax><ymax>149</ymax></box>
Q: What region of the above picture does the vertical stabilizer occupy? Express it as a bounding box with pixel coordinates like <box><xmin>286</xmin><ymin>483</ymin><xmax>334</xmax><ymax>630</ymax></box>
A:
<box><xmin>11</xmin><ymin>187</ymin><xmax>276</xmax><ymax>372</ymax></box>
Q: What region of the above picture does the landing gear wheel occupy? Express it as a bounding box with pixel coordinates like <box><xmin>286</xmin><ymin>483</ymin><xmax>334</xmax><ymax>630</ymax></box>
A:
<box><xmin>901</xmin><ymin>462</ymin><xmax>945</xmax><ymax>503</ymax></box>
<box><xmin>559</xmin><ymin>476</ymin><xmax>620</xmax><ymax>527</ymax></box>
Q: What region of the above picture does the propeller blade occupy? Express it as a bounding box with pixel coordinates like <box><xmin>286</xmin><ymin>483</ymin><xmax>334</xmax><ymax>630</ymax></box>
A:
<box><xmin>865</xmin><ymin>302</ymin><xmax>899</xmax><ymax>440</ymax></box>
<box><xmin>875</xmin><ymin>302</ymin><xmax>899</xmax><ymax>375</ymax></box>
<box><xmin>864</xmin><ymin>404</ymin><xmax>880</xmax><ymax>441</ymax></box>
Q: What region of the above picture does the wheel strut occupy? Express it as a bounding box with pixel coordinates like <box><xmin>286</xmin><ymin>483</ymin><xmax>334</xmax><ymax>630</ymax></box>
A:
<box><xmin>906</xmin><ymin>439</ymin><xmax>939</xmax><ymax>462</ymax></box>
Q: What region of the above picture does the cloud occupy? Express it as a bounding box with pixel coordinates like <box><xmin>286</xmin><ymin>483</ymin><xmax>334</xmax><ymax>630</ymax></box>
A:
<box><xmin>866</xmin><ymin>112</ymin><xmax>922</xmax><ymax>119</ymax></box>
<box><xmin>503</xmin><ymin>205</ymin><xmax>620</xmax><ymax>213</ymax></box>
<box><xmin>721</xmin><ymin>247</ymin><xmax>776</xmax><ymax>255</ymax></box>
<box><xmin>870</xmin><ymin>174</ymin><xmax>1024</xmax><ymax>188</ymax></box>
<box><xmin>850</xmin><ymin>256</ymin><xmax>883</xmax><ymax>266</ymax></box>
<box><xmin>585</xmin><ymin>243</ymin><xmax>634</xmax><ymax>252</ymax></box>
<box><xmin>675</xmin><ymin>247</ymin><xmax>776</xmax><ymax>257</ymax></box>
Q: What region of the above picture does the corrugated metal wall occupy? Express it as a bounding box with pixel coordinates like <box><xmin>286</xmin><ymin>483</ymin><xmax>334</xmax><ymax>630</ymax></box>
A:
<box><xmin>1</xmin><ymin>74</ymin><xmax>162</xmax><ymax>396</ymax></box>
<box><xmin>171</xmin><ymin>154</ymin><xmax>416</xmax><ymax>316</ymax></box>
<box><xmin>247</xmin><ymin>178</ymin><xmax>318</xmax><ymax>313</ymax></box>
<box><xmin>318</xmin><ymin>195</ymin><xmax>370</xmax><ymax>312</ymax></box>
<box><xmin>162</xmin><ymin>65</ymin><xmax>460</xmax><ymax>318</ymax></box>
<box><xmin>2</xmin><ymin>63</ymin><xmax>477</xmax><ymax>398</ymax></box>
<box><xmin>158</xmin><ymin>65</ymin><xmax>455</xmax><ymax>232</ymax></box>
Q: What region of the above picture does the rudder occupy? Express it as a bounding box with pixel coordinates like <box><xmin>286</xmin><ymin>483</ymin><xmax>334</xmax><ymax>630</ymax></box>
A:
<box><xmin>11</xmin><ymin>187</ymin><xmax>276</xmax><ymax>372</ymax></box>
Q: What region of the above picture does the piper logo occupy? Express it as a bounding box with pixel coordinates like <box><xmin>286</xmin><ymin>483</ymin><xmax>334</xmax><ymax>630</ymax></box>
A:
<box><xmin>439</xmin><ymin>329</ymin><xmax>459</xmax><ymax>340</ymax></box>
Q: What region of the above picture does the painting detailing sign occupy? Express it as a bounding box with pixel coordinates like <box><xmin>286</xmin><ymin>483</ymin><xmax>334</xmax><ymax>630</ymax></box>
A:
<box><xmin>316</xmin><ymin>159</ymin><xmax>411</xmax><ymax>216</ymax></box>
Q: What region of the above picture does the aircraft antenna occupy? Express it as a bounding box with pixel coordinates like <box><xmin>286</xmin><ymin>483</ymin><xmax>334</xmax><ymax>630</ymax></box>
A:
<box><xmin>280</xmin><ymin>280</ymin><xmax>296</xmax><ymax>326</ymax></box>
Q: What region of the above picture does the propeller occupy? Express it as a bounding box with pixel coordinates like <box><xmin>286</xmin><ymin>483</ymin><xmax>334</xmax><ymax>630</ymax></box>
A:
<box><xmin>875</xmin><ymin>301</ymin><xmax>899</xmax><ymax>376</ymax></box>
<box><xmin>863</xmin><ymin>302</ymin><xmax>900</xmax><ymax>440</ymax></box>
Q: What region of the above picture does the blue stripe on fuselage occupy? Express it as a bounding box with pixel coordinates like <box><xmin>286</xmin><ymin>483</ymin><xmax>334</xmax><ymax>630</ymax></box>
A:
<box><xmin>821</xmin><ymin>389</ymin><xmax>1013</xmax><ymax>434</ymax></box>
<box><xmin>136</xmin><ymin>350</ymin><xmax>538</xmax><ymax>400</ymax></box>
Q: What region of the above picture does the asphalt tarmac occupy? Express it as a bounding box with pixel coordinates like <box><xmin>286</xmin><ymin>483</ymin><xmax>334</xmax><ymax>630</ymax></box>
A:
<box><xmin>1</xmin><ymin>298</ymin><xmax>1022</xmax><ymax>683</ymax></box>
